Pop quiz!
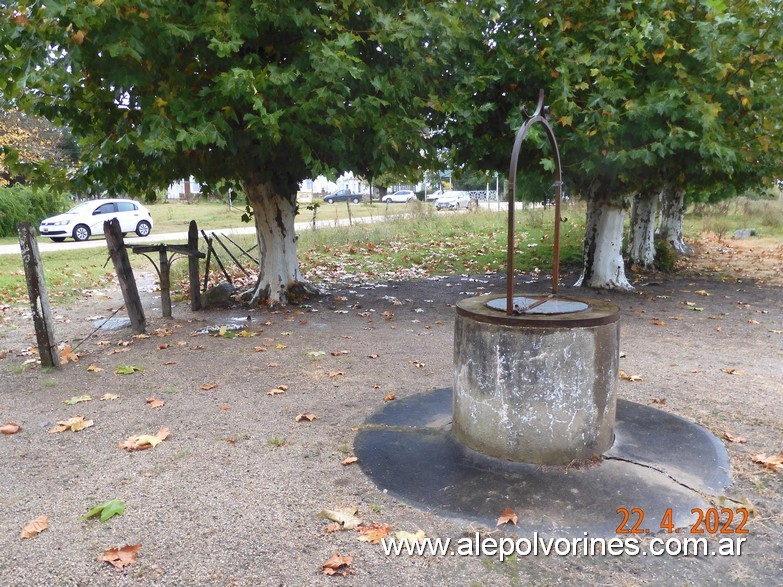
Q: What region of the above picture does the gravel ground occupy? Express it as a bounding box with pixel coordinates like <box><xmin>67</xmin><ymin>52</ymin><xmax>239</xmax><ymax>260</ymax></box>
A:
<box><xmin>1</xmin><ymin>261</ymin><xmax>782</xmax><ymax>586</ymax></box>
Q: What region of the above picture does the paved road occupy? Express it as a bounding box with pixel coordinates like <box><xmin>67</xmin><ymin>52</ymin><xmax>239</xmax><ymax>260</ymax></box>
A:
<box><xmin>0</xmin><ymin>215</ymin><xmax>385</xmax><ymax>256</ymax></box>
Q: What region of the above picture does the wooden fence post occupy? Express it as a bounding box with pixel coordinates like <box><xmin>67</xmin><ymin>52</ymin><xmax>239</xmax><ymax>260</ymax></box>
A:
<box><xmin>104</xmin><ymin>219</ymin><xmax>146</xmax><ymax>333</ymax></box>
<box><xmin>188</xmin><ymin>220</ymin><xmax>201</xmax><ymax>310</ymax></box>
<box><xmin>17</xmin><ymin>222</ymin><xmax>59</xmax><ymax>368</ymax></box>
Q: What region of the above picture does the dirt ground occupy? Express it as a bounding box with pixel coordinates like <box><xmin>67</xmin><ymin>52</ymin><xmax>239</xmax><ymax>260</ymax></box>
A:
<box><xmin>1</xmin><ymin>236</ymin><xmax>782</xmax><ymax>586</ymax></box>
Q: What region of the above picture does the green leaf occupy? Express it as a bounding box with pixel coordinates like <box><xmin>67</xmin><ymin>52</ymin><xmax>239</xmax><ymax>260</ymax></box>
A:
<box><xmin>115</xmin><ymin>365</ymin><xmax>144</xmax><ymax>375</ymax></box>
<box><xmin>83</xmin><ymin>499</ymin><xmax>126</xmax><ymax>522</ymax></box>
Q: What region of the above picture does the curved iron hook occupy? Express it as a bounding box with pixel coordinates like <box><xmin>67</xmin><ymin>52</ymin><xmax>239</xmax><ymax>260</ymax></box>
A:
<box><xmin>506</xmin><ymin>91</ymin><xmax>563</xmax><ymax>315</ymax></box>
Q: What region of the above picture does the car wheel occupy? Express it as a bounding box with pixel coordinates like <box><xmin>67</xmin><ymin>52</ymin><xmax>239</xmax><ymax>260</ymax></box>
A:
<box><xmin>326</xmin><ymin>198</ymin><xmax>335</xmax><ymax>204</ymax></box>
<box><xmin>72</xmin><ymin>224</ymin><xmax>90</xmax><ymax>242</ymax></box>
<box><xmin>50</xmin><ymin>237</ymin><xmax>66</xmax><ymax>242</ymax></box>
<box><xmin>383</xmin><ymin>197</ymin><xmax>391</xmax><ymax>203</ymax></box>
<box><xmin>136</xmin><ymin>221</ymin><xmax>152</xmax><ymax>237</ymax></box>
<box><xmin>351</xmin><ymin>197</ymin><xmax>360</xmax><ymax>204</ymax></box>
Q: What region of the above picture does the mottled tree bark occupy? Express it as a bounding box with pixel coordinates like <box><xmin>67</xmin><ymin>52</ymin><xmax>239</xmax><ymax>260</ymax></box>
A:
<box><xmin>575</xmin><ymin>196</ymin><xmax>633</xmax><ymax>291</ymax></box>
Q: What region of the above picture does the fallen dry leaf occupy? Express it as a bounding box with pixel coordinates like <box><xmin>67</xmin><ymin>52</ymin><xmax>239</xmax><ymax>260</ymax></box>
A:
<box><xmin>721</xmin><ymin>368</ymin><xmax>746</xmax><ymax>375</ymax></box>
<box><xmin>1</xmin><ymin>422</ymin><xmax>20</xmax><ymax>434</ymax></box>
<box><xmin>274</xmin><ymin>344</ymin><xmax>287</xmax><ymax>349</ymax></box>
<box><xmin>87</xmin><ymin>364</ymin><xmax>104</xmax><ymax>372</ymax></box>
<box><xmin>394</xmin><ymin>529</ymin><xmax>426</xmax><ymax>544</ymax></box>
<box><xmin>651</xmin><ymin>397</ymin><xmax>667</xmax><ymax>405</ymax></box>
<box><xmin>266</xmin><ymin>389</ymin><xmax>285</xmax><ymax>396</ymax></box>
<box><xmin>59</xmin><ymin>345</ymin><xmax>80</xmax><ymax>365</ymax></box>
<box><xmin>20</xmin><ymin>515</ymin><xmax>48</xmax><ymax>539</ymax></box>
<box><xmin>321</xmin><ymin>551</ymin><xmax>355</xmax><ymax>576</ymax></box>
<box><xmin>118</xmin><ymin>427</ymin><xmax>170</xmax><ymax>451</ymax></box>
<box><xmin>49</xmin><ymin>416</ymin><xmax>94</xmax><ymax>433</ymax></box>
<box><xmin>331</xmin><ymin>350</ymin><xmax>350</xmax><ymax>356</ymax></box>
<box><xmin>650</xmin><ymin>320</ymin><xmax>666</xmax><ymax>326</ymax></box>
<box><xmin>219</xmin><ymin>404</ymin><xmax>231</xmax><ymax>411</ymax></box>
<box><xmin>341</xmin><ymin>456</ymin><xmax>358</xmax><ymax>466</ymax></box>
<box><xmin>319</xmin><ymin>506</ymin><xmax>362</xmax><ymax>530</ymax></box>
<box><xmin>327</xmin><ymin>371</ymin><xmax>344</xmax><ymax>378</ymax></box>
<box><xmin>383</xmin><ymin>393</ymin><xmax>396</xmax><ymax>402</ymax></box>
<box><xmin>324</xmin><ymin>522</ymin><xmax>342</xmax><ymax>533</ymax></box>
<box><xmin>751</xmin><ymin>452</ymin><xmax>783</xmax><ymax>472</ymax></box>
<box><xmin>99</xmin><ymin>393</ymin><xmax>119</xmax><ymax>401</ymax></box>
<box><xmin>295</xmin><ymin>413</ymin><xmax>318</xmax><ymax>422</ymax></box>
<box><xmin>496</xmin><ymin>508</ymin><xmax>519</xmax><ymax>526</ymax></box>
<box><xmin>367</xmin><ymin>354</ymin><xmax>380</xmax><ymax>359</ymax></box>
<box><xmin>145</xmin><ymin>396</ymin><xmax>165</xmax><ymax>409</ymax></box>
<box><xmin>63</xmin><ymin>394</ymin><xmax>92</xmax><ymax>405</ymax></box>
<box><xmin>99</xmin><ymin>544</ymin><xmax>141</xmax><ymax>570</ymax></box>
<box><xmin>723</xmin><ymin>431</ymin><xmax>748</xmax><ymax>444</ymax></box>
<box><xmin>619</xmin><ymin>371</ymin><xmax>643</xmax><ymax>382</ymax></box>
<box><xmin>267</xmin><ymin>362</ymin><xmax>279</xmax><ymax>368</ymax></box>
<box><xmin>200</xmin><ymin>382</ymin><xmax>219</xmax><ymax>390</ymax></box>
<box><xmin>357</xmin><ymin>522</ymin><xmax>392</xmax><ymax>544</ymax></box>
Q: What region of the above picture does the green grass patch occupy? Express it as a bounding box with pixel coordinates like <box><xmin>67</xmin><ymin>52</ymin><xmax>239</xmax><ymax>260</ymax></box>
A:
<box><xmin>0</xmin><ymin>246</ymin><xmax>149</xmax><ymax>305</ymax></box>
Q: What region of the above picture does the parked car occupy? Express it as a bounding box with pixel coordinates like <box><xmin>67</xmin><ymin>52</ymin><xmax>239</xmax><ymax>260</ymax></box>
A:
<box><xmin>425</xmin><ymin>189</ymin><xmax>444</xmax><ymax>202</ymax></box>
<box><xmin>435</xmin><ymin>191</ymin><xmax>474</xmax><ymax>210</ymax></box>
<box><xmin>38</xmin><ymin>198</ymin><xmax>154</xmax><ymax>242</ymax></box>
<box><xmin>322</xmin><ymin>189</ymin><xmax>364</xmax><ymax>204</ymax></box>
<box><xmin>382</xmin><ymin>189</ymin><xmax>417</xmax><ymax>203</ymax></box>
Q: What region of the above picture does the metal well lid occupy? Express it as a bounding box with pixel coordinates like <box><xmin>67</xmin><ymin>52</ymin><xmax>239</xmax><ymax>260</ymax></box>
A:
<box><xmin>486</xmin><ymin>295</ymin><xmax>590</xmax><ymax>315</ymax></box>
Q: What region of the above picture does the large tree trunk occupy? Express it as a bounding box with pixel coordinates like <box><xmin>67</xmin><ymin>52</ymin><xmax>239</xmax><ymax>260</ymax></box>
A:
<box><xmin>628</xmin><ymin>189</ymin><xmax>660</xmax><ymax>268</ymax></box>
<box><xmin>575</xmin><ymin>196</ymin><xmax>633</xmax><ymax>290</ymax></box>
<box><xmin>659</xmin><ymin>184</ymin><xmax>694</xmax><ymax>254</ymax></box>
<box><xmin>242</xmin><ymin>181</ymin><xmax>311</xmax><ymax>305</ymax></box>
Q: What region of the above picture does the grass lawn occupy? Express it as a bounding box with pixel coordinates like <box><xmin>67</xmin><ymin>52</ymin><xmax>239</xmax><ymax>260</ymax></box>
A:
<box><xmin>1</xmin><ymin>197</ymin><xmax>781</xmax><ymax>306</ymax></box>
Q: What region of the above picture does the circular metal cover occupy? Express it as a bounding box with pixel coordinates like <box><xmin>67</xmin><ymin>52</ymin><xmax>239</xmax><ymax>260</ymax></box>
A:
<box><xmin>486</xmin><ymin>296</ymin><xmax>590</xmax><ymax>315</ymax></box>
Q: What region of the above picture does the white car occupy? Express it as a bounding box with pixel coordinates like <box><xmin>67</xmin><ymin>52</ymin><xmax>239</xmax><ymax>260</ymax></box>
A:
<box><xmin>39</xmin><ymin>198</ymin><xmax>154</xmax><ymax>242</ymax></box>
<box><xmin>425</xmin><ymin>189</ymin><xmax>444</xmax><ymax>202</ymax></box>
<box><xmin>435</xmin><ymin>191</ymin><xmax>474</xmax><ymax>210</ymax></box>
<box><xmin>382</xmin><ymin>189</ymin><xmax>417</xmax><ymax>203</ymax></box>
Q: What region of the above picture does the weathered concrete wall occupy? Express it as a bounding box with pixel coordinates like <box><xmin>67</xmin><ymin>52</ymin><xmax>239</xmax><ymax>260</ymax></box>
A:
<box><xmin>453</xmin><ymin>295</ymin><xmax>620</xmax><ymax>464</ymax></box>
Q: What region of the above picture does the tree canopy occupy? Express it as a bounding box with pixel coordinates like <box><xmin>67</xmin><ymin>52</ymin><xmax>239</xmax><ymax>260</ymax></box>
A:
<box><xmin>1</xmin><ymin>1</ymin><xmax>487</xmax><ymax>302</ymax></box>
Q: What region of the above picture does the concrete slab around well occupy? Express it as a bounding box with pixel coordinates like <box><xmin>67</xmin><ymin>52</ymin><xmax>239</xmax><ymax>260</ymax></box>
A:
<box><xmin>355</xmin><ymin>388</ymin><xmax>731</xmax><ymax>538</ymax></box>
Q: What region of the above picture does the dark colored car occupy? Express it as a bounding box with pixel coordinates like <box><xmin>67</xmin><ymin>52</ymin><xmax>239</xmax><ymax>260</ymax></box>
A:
<box><xmin>323</xmin><ymin>189</ymin><xmax>363</xmax><ymax>204</ymax></box>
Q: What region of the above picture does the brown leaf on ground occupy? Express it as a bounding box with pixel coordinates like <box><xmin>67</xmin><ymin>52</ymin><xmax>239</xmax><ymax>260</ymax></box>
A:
<box><xmin>321</xmin><ymin>551</ymin><xmax>355</xmax><ymax>576</ymax></box>
<box><xmin>219</xmin><ymin>405</ymin><xmax>230</xmax><ymax>411</ymax></box>
<box><xmin>331</xmin><ymin>350</ymin><xmax>350</xmax><ymax>356</ymax></box>
<box><xmin>651</xmin><ymin>397</ymin><xmax>667</xmax><ymax>405</ymax></box>
<box><xmin>721</xmin><ymin>368</ymin><xmax>746</xmax><ymax>375</ymax></box>
<box><xmin>619</xmin><ymin>371</ymin><xmax>643</xmax><ymax>382</ymax></box>
<box><xmin>357</xmin><ymin>522</ymin><xmax>392</xmax><ymax>544</ymax></box>
<box><xmin>751</xmin><ymin>452</ymin><xmax>783</xmax><ymax>472</ymax></box>
<box><xmin>367</xmin><ymin>354</ymin><xmax>379</xmax><ymax>359</ymax></box>
<box><xmin>49</xmin><ymin>416</ymin><xmax>94</xmax><ymax>433</ymax></box>
<box><xmin>99</xmin><ymin>393</ymin><xmax>119</xmax><ymax>401</ymax></box>
<box><xmin>266</xmin><ymin>389</ymin><xmax>285</xmax><ymax>396</ymax></box>
<box><xmin>651</xmin><ymin>320</ymin><xmax>667</xmax><ymax>326</ymax></box>
<box><xmin>383</xmin><ymin>393</ymin><xmax>396</xmax><ymax>402</ymax></box>
<box><xmin>1</xmin><ymin>422</ymin><xmax>20</xmax><ymax>434</ymax></box>
<box><xmin>59</xmin><ymin>345</ymin><xmax>80</xmax><ymax>365</ymax></box>
<box><xmin>341</xmin><ymin>456</ymin><xmax>358</xmax><ymax>466</ymax></box>
<box><xmin>319</xmin><ymin>505</ymin><xmax>362</xmax><ymax>530</ymax></box>
<box><xmin>200</xmin><ymin>382</ymin><xmax>219</xmax><ymax>390</ymax></box>
<box><xmin>118</xmin><ymin>427</ymin><xmax>170</xmax><ymax>451</ymax></box>
<box><xmin>99</xmin><ymin>544</ymin><xmax>141</xmax><ymax>570</ymax></box>
<box><xmin>497</xmin><ymin>508</ymin><xmax>519</xmax><ymax>526</ymax></box>
<box><xmin>145</xmin><ymin>397</ymin><xmax>165</xmax><ymax>409</ymax></box>
<box><xmin>295</xmin><ymin>413</ymin><xmax>318</xmax><ymax>422</ymax></box>
<box><xmin>723</xmin><ymin>431</ymin><xmax>748</xmax><ymax>444</ymax></box>
<box><xmin>267</xmin><ymin>362</ymin><xmax>279</xmax><ymax>368</ymax></box>
<box><xmin>87</xmin><ymin>364</ymin><xmax>104</xmax><ymax>372</ymax></box>
<box><xmin>327</xmin><ymin>371</ymin><xmax>344</xmax><ymax>378</ymax></box>
<box><xmin>324</xmin><ymin>522</ymin><xmax>342</xmax><ymax>533</ymax></box>
<box><xmin>20</xmin><ymin>515</ymin><xmax>48</xmax><ymax>539</ymax></box>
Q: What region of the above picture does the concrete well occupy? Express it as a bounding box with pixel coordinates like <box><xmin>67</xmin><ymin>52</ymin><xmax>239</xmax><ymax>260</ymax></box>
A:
<box><xmin>453</xmin><ymin>294</ymin><xmax>620</xmax><ymax>465</ymax></box>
